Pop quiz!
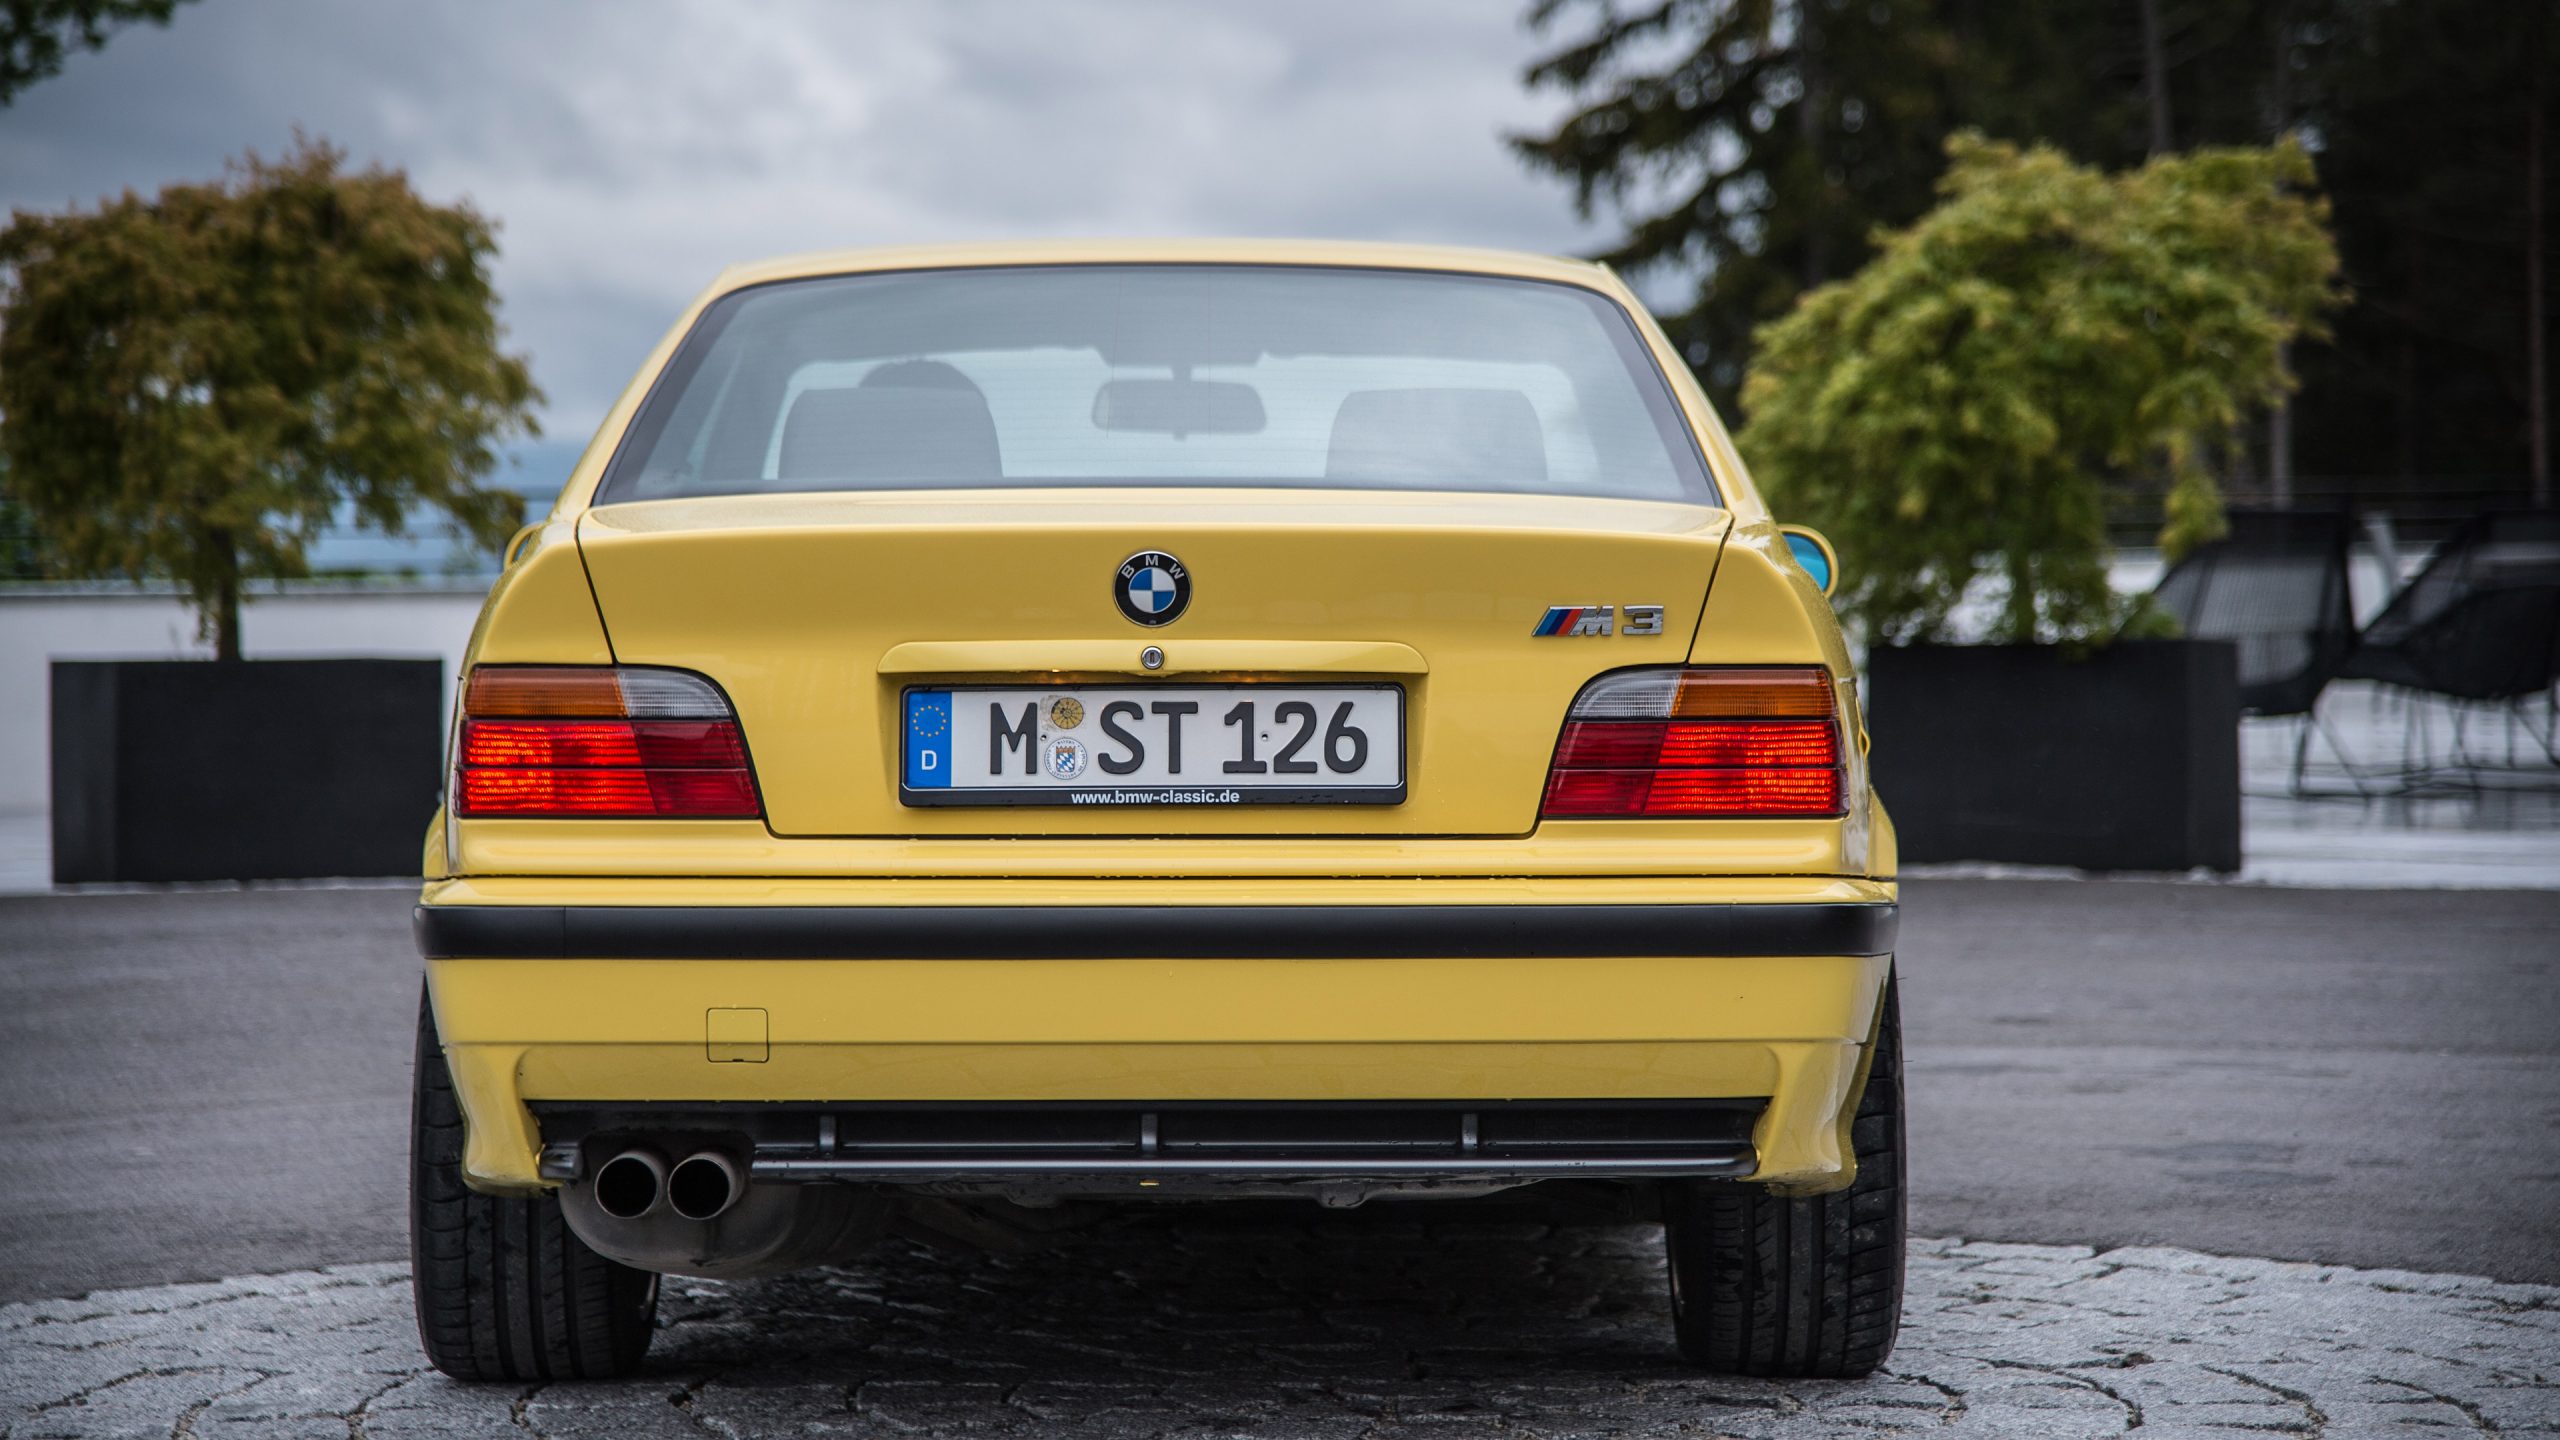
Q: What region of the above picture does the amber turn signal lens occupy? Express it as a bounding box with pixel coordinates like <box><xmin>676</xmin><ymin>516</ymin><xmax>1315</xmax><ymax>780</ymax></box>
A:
<box><xmin>1669</xmin><ymin>668</ymin><xmax>1836</xmax><ymax>718</ymax></box>
<box><xmin>463</xmin><ymin>667</ymin><xmax>629</xmax><ymax>717</ymax></box>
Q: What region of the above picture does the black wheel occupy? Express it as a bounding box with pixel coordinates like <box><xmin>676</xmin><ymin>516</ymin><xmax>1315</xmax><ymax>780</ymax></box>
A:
<box><xmin>411</xmin><ymin>987</ymin><xmax>658</xmax><ymax>1380</ymax></box>
<box><xmin>1664</xmin><ymin>972</ymin><xmax>1905</xmax><ymax>1378</ymax></box>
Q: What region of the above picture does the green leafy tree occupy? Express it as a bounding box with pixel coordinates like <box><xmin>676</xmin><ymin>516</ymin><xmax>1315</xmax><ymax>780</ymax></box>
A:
<box><xmin>2</xmin><ymin>0</ymin><xmax>195</xmax><ymax>104</ymax></box>
<box><xmin>1738</xmin><ymin>134</ymin><xmax>2340</xmax><ymax>645</ymax></box>
<box><xmin>0</xmin><ymin>460</ymin><xmax>48</xmax><ymax>580</ymax></box>
<box><xmin>1513</xmin><ymin>0</ymin><xmax>2552</xmax><ymax>501</ymax></box>
<box><xmin>1511</xmin><ymin>0</ymin><xmax>2147</xmax><ymax>408</ymax></box>
<box><xmin>0</xmin><ymin>137</ymin><xmax>539</xmax><ymax>659</ymax></box>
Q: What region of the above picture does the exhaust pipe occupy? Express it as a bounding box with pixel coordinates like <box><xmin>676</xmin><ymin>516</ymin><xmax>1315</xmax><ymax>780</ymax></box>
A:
<box><xmin>593</xmin><ymin>1148</ymin><xmax>669</xmax><ymax>1219</ymax></box>
<box><xmin>561</xmin><ymin>1143</ymin><xmax>888</xmax><ymax>1278</ymax></box>
<box><xmin>668</xmin><ymin>1150</ymin><xmax>745</xmax><ymax>1221</ymax></box>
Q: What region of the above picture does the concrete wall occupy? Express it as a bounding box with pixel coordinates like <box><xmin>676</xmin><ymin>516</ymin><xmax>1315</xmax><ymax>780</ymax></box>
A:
<box><xmin>0</xmin><ymin>585</ymin><xmax>489</xmax><ymax>815</ymax></box>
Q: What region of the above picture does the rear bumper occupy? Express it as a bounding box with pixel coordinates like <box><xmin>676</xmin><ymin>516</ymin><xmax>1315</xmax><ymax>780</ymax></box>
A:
<box><xmin>418</xmin><ymin>877</ymin><xmax>1893</xmax><ymax>1195</ymax></box>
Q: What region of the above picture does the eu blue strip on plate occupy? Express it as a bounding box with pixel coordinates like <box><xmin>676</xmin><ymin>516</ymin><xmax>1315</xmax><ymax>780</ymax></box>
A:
<box><xmin>904</xmin><ymin>690</ymin><xmax>952</xmax><ymax>788</ymax></box>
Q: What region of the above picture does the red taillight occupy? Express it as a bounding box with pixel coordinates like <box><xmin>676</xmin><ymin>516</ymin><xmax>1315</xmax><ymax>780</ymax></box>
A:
<box><xmin>461</xmin><ymin>720</ymin><xmax>748</xmax><ymax>770</ymax></box>
<box><xmin>456</xmin><ymin>767</ymin><xmax>760</xmax><ymax>816</ymax></box>
<box><xmin>1540</xmin><ymin>668</ymin><xmax>1846</xmax><ymax>819</ymax></box>
<box><xmin>1542</xmin><ymin>766</ymin><xmax>1841</xmax><ymax>816</ymax></box>
<box><xmin>453</xmin><ymin>667</ymin><xmax>761</xmax><ymax>819</ymax></box>
<box><xmin>1551</xmin><ymin>720</ymin><xmax>1839</xmax><ymax>771</ymax></box>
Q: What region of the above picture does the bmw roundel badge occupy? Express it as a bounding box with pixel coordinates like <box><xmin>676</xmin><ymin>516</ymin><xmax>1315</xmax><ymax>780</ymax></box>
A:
<box><xmin>1114</xmin><ymin>550</ymin><xmax>1190</xmax><ymax>627</ymax></box>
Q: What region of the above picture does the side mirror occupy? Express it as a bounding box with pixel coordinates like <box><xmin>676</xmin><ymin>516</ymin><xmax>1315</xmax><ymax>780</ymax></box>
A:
<box><xmin>1778</xmin><ymin>525</ymin><xmax>1838</xmax><ymax>597</ymax></box>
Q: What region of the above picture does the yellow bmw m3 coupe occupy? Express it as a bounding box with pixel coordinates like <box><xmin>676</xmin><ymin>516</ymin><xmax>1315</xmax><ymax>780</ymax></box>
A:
<box><xmin>410</xmin><ymin>239</ymin><xmax>1901</xmax><ymax>1381</ymax></box>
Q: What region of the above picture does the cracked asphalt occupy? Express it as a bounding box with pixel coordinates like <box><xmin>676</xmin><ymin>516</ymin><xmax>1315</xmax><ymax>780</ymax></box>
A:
<box><xmin>2</xmin><ymin>877</ymin><xmax>2556</xmax><ymax>1434</ymax></box>
<box><xmin>5</xmin><ymin>1228</ymin><xmax>2556</xmax><ymax>1437</ymax></box>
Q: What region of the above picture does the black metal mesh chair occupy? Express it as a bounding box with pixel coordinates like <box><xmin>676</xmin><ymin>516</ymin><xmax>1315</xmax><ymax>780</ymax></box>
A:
<box><xmin>2151</xmin><ymin>508</ymin><xmax>2362</xmax><ymax>791</ymax></box>
<box><xmin>2154</xmin><ymin>509</ymin><xmax>2359</xmax><ymax>714</ymax></box>
<box><xmin>2339</xmin><ymin>509</ymin><xmax>2560</xmax><ymax>780</ymax></box>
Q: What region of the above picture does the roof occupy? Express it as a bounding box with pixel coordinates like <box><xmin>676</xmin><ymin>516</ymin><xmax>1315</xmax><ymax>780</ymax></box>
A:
<box><xmin>709</xmin><ymin>237</ymin><xmax>1614</xmax><ymax>293</ymax></box>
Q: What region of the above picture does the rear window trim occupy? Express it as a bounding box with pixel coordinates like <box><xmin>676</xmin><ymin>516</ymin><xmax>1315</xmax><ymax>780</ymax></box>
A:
<box><xmin>590</xmin><ymin>261</ymin><xmax>1724</xmax><ymax>511</ymax></box>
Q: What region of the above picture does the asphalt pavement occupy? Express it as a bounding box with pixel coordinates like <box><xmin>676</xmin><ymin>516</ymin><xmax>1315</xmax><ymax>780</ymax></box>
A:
<box><xmin>0</xmin><ymin>878</ymin><xmax>2554</xmax><ymax>1308</ymax></box>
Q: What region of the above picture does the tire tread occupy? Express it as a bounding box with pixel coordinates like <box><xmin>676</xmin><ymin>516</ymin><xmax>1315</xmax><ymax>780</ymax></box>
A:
<box><xmin>1665</xmin><ymin>973</ymin><xmax>1906</xmax><ymax>1378</ymax></box>
<box><xmin>409</xmin><ymin>989</ymin><xmax>655</xmax><ymax>1380</ymax></box>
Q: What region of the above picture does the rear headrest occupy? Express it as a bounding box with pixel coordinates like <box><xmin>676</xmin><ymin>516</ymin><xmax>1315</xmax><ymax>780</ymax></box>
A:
<box><xmin>1325</xmin><ymin>387</ymin><xmax>1547</xmax><ymax>490</ymax></box>
<box><xmin>779</xmin><ymin>368</ymin><xmax>1002</xmax><ymax>484</ymax></box>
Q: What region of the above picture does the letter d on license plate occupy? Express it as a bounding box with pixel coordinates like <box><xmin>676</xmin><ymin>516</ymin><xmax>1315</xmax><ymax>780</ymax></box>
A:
<box><xmin>901</xmin><ymin>684</ymin><xmax>1405</xmax><ymax>806</ymax></box>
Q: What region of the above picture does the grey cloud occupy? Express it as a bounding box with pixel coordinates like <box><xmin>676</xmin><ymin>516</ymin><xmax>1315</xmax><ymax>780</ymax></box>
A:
<box><xmin>3</xmin><ymin>0</ymin><xmax>1604</xmax><ymax>432</ymax></box>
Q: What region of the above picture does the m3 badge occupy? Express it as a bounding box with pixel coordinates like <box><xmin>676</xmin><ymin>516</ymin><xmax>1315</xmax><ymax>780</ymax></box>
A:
<box><xmin>1531</xmin><ymin>604</ymin><xmax>1665</xmax><ymax>637</ymax></box>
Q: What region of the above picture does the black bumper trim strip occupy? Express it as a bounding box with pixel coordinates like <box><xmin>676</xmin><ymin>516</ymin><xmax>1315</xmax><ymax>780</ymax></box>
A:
<box><xmin>415</xmin><ymin>900</ymin><xmax>1895</xmax><ymax>961</ymax></box>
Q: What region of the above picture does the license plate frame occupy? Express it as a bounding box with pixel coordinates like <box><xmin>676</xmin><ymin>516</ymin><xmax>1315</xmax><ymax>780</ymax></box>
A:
<box><xmin>900</xmin><ymin>683</ymin><xmax>1407</xmax><ymax>807</ymax></box>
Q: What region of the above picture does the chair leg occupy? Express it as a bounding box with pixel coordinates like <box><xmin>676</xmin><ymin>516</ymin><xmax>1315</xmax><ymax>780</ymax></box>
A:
<box><xmin>2306</xmin><ymin>701</ymin><xmax>2374</xmax><ymax>797</ymax></box>
<box><xmin>2516</xmin><ymin>695</ymin><xmax>2560</xmax><ymax>766</ymax></box>
<box><xmin>2439</xmin><ymin>701</ymin><xmax>2487</xmax><ymax>795</ymax></box>
<box><xmin>2401</xmin><ymin>692</ymin><xmax>2426</xmax><ymax>788</ymax></box>
<box><xmin>2392</xmin><ymin>688</ymin><xmax>2451</xmax><ymax>795</ymax></box>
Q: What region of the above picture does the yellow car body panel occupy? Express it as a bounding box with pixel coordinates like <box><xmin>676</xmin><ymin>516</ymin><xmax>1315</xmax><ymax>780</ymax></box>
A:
<box><xmin>462</xmin><ymin>519</ymin><xmax>612</xmax><ymax>667</ymax></box>
<box><xmin>423</xmin><ymin>878</ymin><xmax>1892</xmax><ymax>1188</ymax></box>
<box><xmin>431</xmin><ymin>948</ymin><xmax>1885</xmax><ymax>1193</ymax></box>
<box><xmin>568</xmin><ymin>489</ymin><xmax>1730</xmax><ymax>839</ymax></box>
<box><xmin>418</xmin><ymin>238</ymin><xmax>1896</xmax><ymax>1204</ymax></box>
<box><xmin>447</xmin><ymin>824</ymin><xmax>1866</xmax><ymax>881</ymax></box>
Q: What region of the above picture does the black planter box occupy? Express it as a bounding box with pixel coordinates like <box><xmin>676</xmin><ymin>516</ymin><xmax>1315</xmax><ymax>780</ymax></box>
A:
<box><xmin>50</xmin><ymin>658</ymin><xmax>444</xmax><ymax>884</ymax></box>
<box><xmin>1867</xmin><ymin>640</ymin><xmax>2241</xmax><ymax>872</ymax></box>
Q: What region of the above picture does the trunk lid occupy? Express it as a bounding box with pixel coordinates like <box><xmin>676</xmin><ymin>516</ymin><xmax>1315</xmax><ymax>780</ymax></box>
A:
<box><xmin>575</xmin><ymin>488</ymin><xmax>1731</xmax><ymax>837</ymax></box>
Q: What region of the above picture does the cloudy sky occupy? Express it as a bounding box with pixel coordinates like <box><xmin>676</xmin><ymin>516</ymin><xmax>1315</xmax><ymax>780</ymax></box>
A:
<box><xmin>3</xmin><ymin>1</ymin><xmax>1622</xmax><ymax>486</ymax></box>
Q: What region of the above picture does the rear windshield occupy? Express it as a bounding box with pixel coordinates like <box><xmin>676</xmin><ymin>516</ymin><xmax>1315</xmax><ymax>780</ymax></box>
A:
<box><xmin>597</xmin><ymin>265</ymin><xmax>1717</xmax><ymax>506</ymax></box>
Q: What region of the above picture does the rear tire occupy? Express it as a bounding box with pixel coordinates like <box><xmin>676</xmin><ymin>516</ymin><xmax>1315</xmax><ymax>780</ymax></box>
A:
<box><xmin>1663</xmin><ymin>972</ymin><xmax>1905</xmax><ymax>1377</ymax></box>
<box><xmin>411</xmin><ymin>988</ymin><xmax>658</xmax><ymax>1380</ymax></box>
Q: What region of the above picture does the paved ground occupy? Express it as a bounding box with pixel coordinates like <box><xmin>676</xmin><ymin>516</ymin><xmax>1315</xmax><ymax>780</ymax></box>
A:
<box><xmin>2</xmin><ymin>878</ymin><xmax>2556</xmax><ymax>1436</ymax></box>
<box><xmin>1900</xmin><ymin>879</ymin><xmax>2560</xmax><ymax>1286</ymax></box>
<box><xmin>6</xmin><ymin>1232</ymin><xmax>2556</xmax><ymax>1437</ymax></box>
<box><xmin>0</xmin><ymin>887</ymin><xmax>419</xmax><ymax>1307</ymax></box>
<box><xmin>3</xmin><ymin>879</ymin><xmax>2554</xmax><ymax>1309</ymax></box>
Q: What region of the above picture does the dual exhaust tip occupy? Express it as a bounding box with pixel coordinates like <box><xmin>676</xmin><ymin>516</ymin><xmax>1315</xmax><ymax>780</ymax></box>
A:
<box><xmin>593</xmin><ymin>1147</ymin><xmax>743</xmax><ymax>1222</ymax></box>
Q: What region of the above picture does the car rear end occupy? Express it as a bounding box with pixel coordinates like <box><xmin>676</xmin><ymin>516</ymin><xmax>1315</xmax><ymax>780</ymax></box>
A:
<box><xmin>410</xmin><ymin>242</ymin><xmax>1901</xmax><ymax>1383</ymax></box>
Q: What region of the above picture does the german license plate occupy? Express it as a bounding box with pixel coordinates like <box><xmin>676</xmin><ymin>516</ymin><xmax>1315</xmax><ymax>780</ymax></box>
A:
<box><xmin>901</xmin><ymin>685</ymin><xmax>1405</xmax><ymax>806</ymax></box>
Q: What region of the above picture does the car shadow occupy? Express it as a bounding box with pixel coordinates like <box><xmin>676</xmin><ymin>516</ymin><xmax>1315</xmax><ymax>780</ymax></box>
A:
<box><xmin>573</xmin><ymin>1210</ymin><xmax>1856</xmax><ymax>1432</ymax></box>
